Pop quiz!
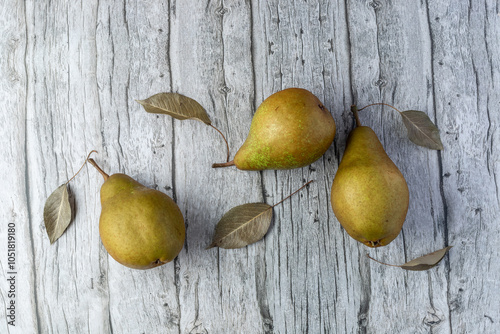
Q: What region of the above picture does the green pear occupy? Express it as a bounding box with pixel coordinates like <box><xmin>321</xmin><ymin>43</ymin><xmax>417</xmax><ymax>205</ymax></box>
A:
<box><xmin>330</xmin><ymin>111</ymin><xmax>409</xmax><ymax>247</ymax></box>
<box><xmin>213</xmin><ymin>88</ymin><xmax>336</xmax><ymax>170</ymax></box>
<box><xmin>89</xmin><ymin>159</ymin><xmax>185</xmax><ymax>269</ymax></box>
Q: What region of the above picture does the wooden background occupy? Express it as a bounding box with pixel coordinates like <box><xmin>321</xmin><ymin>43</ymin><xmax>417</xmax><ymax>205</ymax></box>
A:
<box><xmin>1</xmin><ymin>1</ymin><xmax>499</xmax><ymax>333</ymax></box>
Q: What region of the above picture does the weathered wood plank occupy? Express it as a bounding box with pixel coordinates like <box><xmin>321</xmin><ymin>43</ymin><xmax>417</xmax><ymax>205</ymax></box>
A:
<box><xmin>252</xmin><ymin>1</ymin><xmax>363</xmax><ymax>333</ymax></box>
<box><xmin>428</xmin><ymin>1</ymin><xmax>500</xmax><ymax>333</ymax></box>
<box><xmin>24</xmin><ymin>1</ymin><xmax>110</xmax><ymax>333</ymax></box>
<box><xmin>346</xmin><ymin>1</ymin><xmax>451</xmax><ymax>332</ymax></box>
<box><xmin>93</xmin><ymin>1</ymin><xmax>180</xmax><ymax>333</ymax></box>
<box><xmin>0</xmin><ymin>1</ymin><xmax>39</xmax><ymax>333</ymax></box>
<box><xmin>170</xmin><ymin>1</ymin><xmax>267</xmax><ymax>332</ymax></box>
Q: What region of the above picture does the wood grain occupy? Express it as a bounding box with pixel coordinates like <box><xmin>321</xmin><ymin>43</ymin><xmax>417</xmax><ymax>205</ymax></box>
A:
<box><xmin>0</xmin><ymin>0</ymin><xmax>499</xmax><ymax>333</ymax></box>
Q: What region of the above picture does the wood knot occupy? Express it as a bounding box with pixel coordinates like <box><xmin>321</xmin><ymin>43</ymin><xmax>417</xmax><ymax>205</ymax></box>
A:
<box><xmin>423</xmin><ymin>310</ymin><xmax>444</xmax><ymax>327</ymax></box>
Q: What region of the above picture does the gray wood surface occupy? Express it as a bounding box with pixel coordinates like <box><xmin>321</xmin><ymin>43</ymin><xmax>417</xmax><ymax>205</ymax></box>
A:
<box><xmin>1</xmin><ymin>1</ymin><xmax>499</xmax><ymax>333</ymax></box>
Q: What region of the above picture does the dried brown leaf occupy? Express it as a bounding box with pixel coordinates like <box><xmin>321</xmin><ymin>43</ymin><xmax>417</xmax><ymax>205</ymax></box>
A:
<box><xmin>207</xmin><ymin>203</ymin><xmax>273</xmax><ymax>249</ymax></box>
<box><xmin>400</xmin><ymin>246</ymin><xmax>452</xmax><ymax>271</ymax></box>
<box><xmin>137</xmin><ymin>92</ymin><xmax>211</xmax><ymax>125</ymax></box>
<box><xmin>43</xmin><ymin>184</ymin><xmax>72</xmax><ymax>244</ymax></box>
<box><xmin>400</xmin><ymin>110</ymin><xmax>444</xmax><ymax>150</ymax></box>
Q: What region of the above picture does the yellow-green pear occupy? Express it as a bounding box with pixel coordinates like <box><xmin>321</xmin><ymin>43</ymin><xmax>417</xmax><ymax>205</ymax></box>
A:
<box><xmin>213</xmin><ymin>88</ymin><xmax>336</xmax><ymax>170</ymax></box>
<box><xmin>89</xmin><ymin>159</ymin><xmax>185</xmax><ymax>269</ymax></box>
<box><xmin>330</xmin><ymin>110</ymin><xmax>409</xmax><ymax>247</ymax></box>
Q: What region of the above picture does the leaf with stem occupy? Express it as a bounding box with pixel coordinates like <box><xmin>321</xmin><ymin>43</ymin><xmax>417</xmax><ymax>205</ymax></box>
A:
<box><xmin>44</xmin><ymin>150</ymin><xmax>97</xmax><ymax>244</ymax></box>
<box><xmin>137</xmin><ymin>92</ymin><xmax>230</xmax><ymax>162</ymax></box>
<box><xmin>367</xmin><ymin>246</ymin><xmax>452</xmax><ymax>271</ymax></box>
<box><xmin>356</xmin><ymin>103</ymin><xmax>443</xmax><ymax>150</ymax></box>
<box><xmin>207</xmin><ymin>180</ymin><xmax>313</xmax><ymax>249</ymax></box>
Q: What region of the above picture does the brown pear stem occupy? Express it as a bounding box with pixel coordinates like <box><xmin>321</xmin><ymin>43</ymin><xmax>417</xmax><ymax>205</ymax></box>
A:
<box><xmin>212</xmin><ymin>160</ymin><xmax>235</xmax><ymax>168</ymax></box>
<box><xmin>209</xmin><ymin>124</ymin><xmax>230</xmax><ymax>163</ymax></box>
<box><xmin>351</xmin><ymin>105</ymin><xmax>362</xmax><ymax>127</ymax></box>
<box><xmin>357</xmin><ymin>102</ymin><xmax>402</xmax><ymax>114</ymax></box>
<box><xmin>366</xmin><ymin>253</ymin><xmax>402</xmax><ymax>267</ymax></box>
<box><xmin>66</xmin><ymin>150</ymin><xmax>98</xmax><ymax>185</ymax></box>
<box><xmin>272</xmin><ymin>180</ymin><xmax>313</xmax><ymax>208</ymax></box>
<box><xmin>88</xmin><ymin>158</ymin><xmax>109</xmax><ymax>181</ymax></box>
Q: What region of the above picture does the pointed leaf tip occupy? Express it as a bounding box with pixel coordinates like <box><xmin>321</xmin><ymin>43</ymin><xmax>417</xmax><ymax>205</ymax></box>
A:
<box><xmin>208</xmin><ymin>203</ymin><xmax>273</xmax><ymax>249</ymax></box>
<box><xmin>400</xmin><ymin>110</ymin><xmax>443</xmax><ymax>150</ymax></box>
<box><xmin>137</xmin><ymin>92</ymin><xmax>211</xmax><ymax>125</ymax></box>
<box><xmin>43</xmin><ymin>184</ymin><xmax>73</xmax><ymax>244</ymax></box>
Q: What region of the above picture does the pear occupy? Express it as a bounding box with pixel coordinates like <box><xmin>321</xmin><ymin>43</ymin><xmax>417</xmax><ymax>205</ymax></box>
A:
<box><xmin>330</xmin><ymin>109</ymin><xmax>409</xmax><ymax>247</ymax></box>
<box><xmin>89</xmin><ymin>159</ymin><xmax>185</xmax><ymax>269</ymax></box>
<box><xmin>213</xmin><ymin>88</ymin><xmax>336</xmax><ymax>170</ymax></box>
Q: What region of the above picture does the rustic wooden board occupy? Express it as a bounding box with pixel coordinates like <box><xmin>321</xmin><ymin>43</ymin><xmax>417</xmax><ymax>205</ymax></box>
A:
<box><xmin>1</xmin><ymin>0</ymin><xmax>499</xmax><ymax>333</ymax></box>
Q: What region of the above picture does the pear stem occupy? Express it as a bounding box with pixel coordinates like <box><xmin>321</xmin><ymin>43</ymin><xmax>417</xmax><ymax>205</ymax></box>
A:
<box><xmin>351</xmin><ymin>105</ymin><xmax>362</xmax><ymax>127</ymax></box>
<box><xmin>366</xmin><ymin>253</ymin><xmax>402</xmax><ymax>268</ymax></box>
<box><xmin>212</xmin><ymin>160</ymin><xmax>235</xmax><ymax>168</ymax></box>
<box><xmin>66</xmin><ymin>150</ymin><xmax>98</xmax><ymax>185</ymax></box>
<box><xmin>357</xmin><ymin>102</ymin><xmax>402</xmax><ymax>114</ymax></box>
<box><xmin>272</xmin><ymin>180</ymin><xmax>313</xmax><ymax>208</ymax></box>
<box><xmin>209</xmin><ymin>124</ymin><xmax>231</xmax><ymax>163</ymax></box>
<box><xmin>88</xmin><ymin>158</ymin><xmax>109</xmax><ymax>181</ymax></box>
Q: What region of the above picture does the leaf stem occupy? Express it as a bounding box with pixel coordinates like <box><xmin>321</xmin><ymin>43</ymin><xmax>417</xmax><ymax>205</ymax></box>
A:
<box><xmin>209</xmin><ymin>124</ymin><xmax>230</xmax><ymax>163</ymax></box>
<box><xmin>66</xmin><ymin>150</ymin><xmax>98</xmax><ymax>185</ymax></box>
<box><xmin>357</xmin><ymin>102</ymin><xmax>402</xmax><ymax>114</ymax></box>
<box><xmin>88</xmin><ymin>158</ymin><xmax>109</xmax><ymax>181</ymax></box>
<box><xmin>212</xmin><ymin>160</ymin><xmax>235</xmax><ymax>168</ymax></box>
<box><xmin>272</xmin><ymin>180</ymin><xmax>313</xmax><ymax>208</ymax></box>
<box><xmin>351</xmin><ymin>105</ymin><xmax>362</xmax><ymax>127</ymax></box>
<box><xmin>366</xmin><ymin>253</ymin><xmax>402</xmax><ymax>267</ymax></box>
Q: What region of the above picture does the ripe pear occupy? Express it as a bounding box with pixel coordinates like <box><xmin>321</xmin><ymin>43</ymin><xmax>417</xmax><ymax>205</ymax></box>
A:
<box><xmin>89</xmin><ymin>159</ymin><xmax>185</xmax><ymax>269</ymax></box>
<box><xmin>330</xmin><ymin>110</ymin><xmax>409</xmax><ymax>247</ymax></box>
<box><xmin>213</xmin><ymin>88</ymin><xmax>336</xmax><ymax>170</ymax></box>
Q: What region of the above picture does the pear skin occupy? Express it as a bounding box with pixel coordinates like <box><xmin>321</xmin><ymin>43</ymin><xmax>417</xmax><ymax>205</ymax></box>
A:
<box><xmin>230</xmin><ymin>88</ymin><xmax>335</xmax><ymax>170</ymax></box>
<box><xmin>331</xmin><ymin>126</ymin><xmax>409</xmax><ymax>247</ymax></box>
<box><xmin>99</xmin><ymin>174</ymin><xmax>185</xmax><ymax>269</ymax></box>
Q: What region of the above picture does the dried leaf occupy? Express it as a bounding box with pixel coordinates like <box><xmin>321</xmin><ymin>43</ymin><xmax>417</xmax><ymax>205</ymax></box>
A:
<box><xmin>43</xmin><ymin>184</ymin><xmax>72</xmax><ymax>244</ymax></box>
<box><xmin>207</xmin><ymin>203</ymin><xmax>273</xmax><ymax>249</ymax></box>
<box><xmin>400</xmin><ymin>110</ymin><xmax>443</xmax><ymax>150</ymax></box>
<box><xmin>401</xmin><ymin>246</ymin><xmax>452</xmax><ymax>271</ymax></box>
<box><xmin>367</xmin><ymin>246</ymin><xmax>452</xmax><ymax>271</ymax></box>
<box><xmin>137</xmin><ymin>92</ymin><xmax>211</xmax><ymax>125</ymax></box>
